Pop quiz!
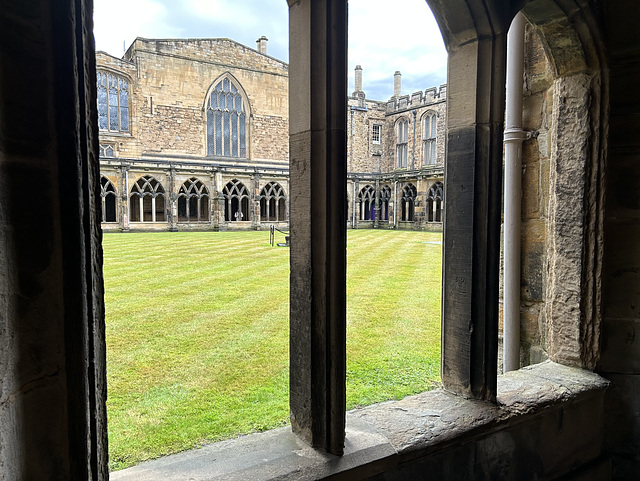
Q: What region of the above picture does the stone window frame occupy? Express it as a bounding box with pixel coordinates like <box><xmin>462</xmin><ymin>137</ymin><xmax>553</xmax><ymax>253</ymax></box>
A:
<box><xmin>400</xmin><ymin>183</ymin><xmax>417</xmax><ymax>221</ymax></box>
<box><xmin>426</xmin><ymin>181</ymin><xmax>444</xmax><ymax>222</ymax></box>
<box><xmin>372</xmin><ymin>123</ymin><xmax>381</xmax><ymax>144</ymax></box>
<box><xmin>99</xmin><ymin>143</ymin><xmax>115</xmax><ymax>158</ymax></box>
<box><xmin>421</xmin><ymin>111</ymin><xmax>437</xmax><ymax>165</ymax></box>
<box><xmin>177</xmin><ymin>177</ymin><xmax>210</xmax><ymax>223</ymax></box>
<box><xmin>204</xmin><ymin>73</ymin><xmax>251</xmax><ymax>159</ymax></box>
<box><xmin>97</xmin><ymin>69</ymin><xmax>131</xmax><ymax>133</ymax></box>
<box><xmin>357</xmin><ymin>184</ymin><xmax>375</xmax><ymax>221</ymax></box>
<box><xmin>395</xmin><ymin>117</ymin><xmax>409</xmax><ymax>168</ymax></box>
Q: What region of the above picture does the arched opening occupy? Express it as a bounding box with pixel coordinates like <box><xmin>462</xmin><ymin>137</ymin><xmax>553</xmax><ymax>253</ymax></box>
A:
<box><xmin>100</xmin><ymin>176</ymin><xmax>117</xmax><ymax>222</ymax></box>
<box><xmin>177</xmin><ymin>177</ymin><xmax>210</xmax><ymax>223</ymax></box>
<box><xmin>129</xmin><ymin>175</ymin><xmax>166</xmax><ymax>222</ymax></box>
<box><xmin>223</xmin><ymin>179</ymin><xmax>250</xmax><ymax>222</ymax></box>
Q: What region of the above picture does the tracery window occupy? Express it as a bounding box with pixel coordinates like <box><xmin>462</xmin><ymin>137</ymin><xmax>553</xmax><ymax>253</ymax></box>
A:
<box><xmin>223</xmin><ymin>179</ymin><xmax>249</xmax><ymax>222</ymax></box>
<box><xmin>97</xmin><ymin>71</ymin><xmax>129</xmax><ymax>132</ymax></box>
<box><xmin>427</xmin><ymin>181</ymin><xmax>444</xmax><ymax>222</ymax></box>
<box><xmin>358</xmin><ymin>185</ymin><xmax>375</xmax><ymax>221</ymax></box>
<box><xmin>396</xmin><ymin>119</ymin><xmax>408</xmax><ymax>168</ymax></box>
<box><xmin>401</xmin><ymin>183</ymin><xmax>417</xmax><ymax>222</ymax></box>
<box><xmin>380</xmin><ymin>185</ymin><xmax>391</xmax><ymax>221</ymax></box>
<box><xmin>129</xmin><ymin>175</ymin><xmax>165</xmax><ymax>222</ymax></box>
<box><xmin>260</xmin><ymin>182</ymin><xmax>286</xmax><ymax>222</ymax></box>
<box><xmin>177</xmin><ymin>178</ymin><xmax>210</xmax><ymax>223</ymax></box>
<box><xmin>422</xmin><ymin>112</ymin><xmax>437</xmax><ymax>165</ymax></box>
<box><xmin>100</xmin><ymin>176</ymin><xmax>117</xmax><ymax>223</ymax></box>
<box><xmin>100</xmin><ymin>144</ymin><xmax>115</xmax><ymax>157</ymax></box>
<box><xmin>206</xmin><ymin>77</ymin><xmax>247</xmax><ymax>158</ymax></box>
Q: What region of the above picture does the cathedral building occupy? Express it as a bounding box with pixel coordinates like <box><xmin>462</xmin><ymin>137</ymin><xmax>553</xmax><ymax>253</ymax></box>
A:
<box><xmin>96</xmin><ymin>38</ymin><xmax>446</xmax><ymax>231</ymax></box>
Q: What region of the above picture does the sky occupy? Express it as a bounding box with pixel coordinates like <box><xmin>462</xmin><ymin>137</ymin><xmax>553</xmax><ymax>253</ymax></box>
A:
<box><xmin>93</xmin><ymin>0</ymin><xmax>447</xmax><ymax>101</ymax></box>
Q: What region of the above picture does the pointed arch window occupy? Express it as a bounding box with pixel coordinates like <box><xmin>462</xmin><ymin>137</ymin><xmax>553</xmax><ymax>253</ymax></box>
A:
<box><xmin>129</xmin><ymin>175</ymin><xmax>165</xmax><ymax>222</ymax></box>
<box><xmin>396</xmin><ymin>119</ymin><xmax>408</xmax><ymax>168</ymax></box>
<box><xmin>178</xmin><ymin>178</ymin><xmax>210</xmax><ymax>223</ymax></box>
<box><xmin>401</xmin><ymin>183</ymin><xmax>417</xmax><ymax>222</ymax></box>
<box><xmin>260</xmin><ymin>182</ymin><xmax>287</xmax><ymax>222</ymax></box>
<box><xmin>358</xmin><ymin>185</ymin><xmax>375</xmax><ymax>221</ymax></box>
<box><xmin>427</xmin><ymin>181</ymin><xmax>444</xmax><ymax>222</ymax></box>
<box><xmin>207</xmin><ymin>77</ymin><xmax>247</xmax><ymax>158</ymax></box>
<box><xmin>380</xmin><ymin>185</ymin><xmax>391</xmax><ymax>221</ymax></box>
<box><xmin>97</xmin><ymin>71</ymin><xmax>130</xmax><ymax>132</ymax></box>
<box><xmin>223</xmin><ymin>179</ymin><xmax>250</xmax><ymax>222</ymax></box>
<box><xmin>422</xmin><ymin>112</ymin><xmax>437</xmax><ymax>165</ymax></box>
<box><xmin>100</xmin><ymin>176</ymin><xmax>117</xmax><ymax>223</ymax></box>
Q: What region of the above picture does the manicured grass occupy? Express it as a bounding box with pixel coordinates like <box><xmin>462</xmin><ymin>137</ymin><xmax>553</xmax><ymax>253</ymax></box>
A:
<box><xmin>103</xmin><ymin>229</ymin><xmax>442</xmax><ymax>471</ymax></box>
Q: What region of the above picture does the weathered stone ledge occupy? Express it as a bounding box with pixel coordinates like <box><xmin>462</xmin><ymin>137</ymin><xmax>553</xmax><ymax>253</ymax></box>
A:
<box><xmin>111</xmin><ymin>361</ymin><xmax>608</xmax><ymax>481</ymax></box>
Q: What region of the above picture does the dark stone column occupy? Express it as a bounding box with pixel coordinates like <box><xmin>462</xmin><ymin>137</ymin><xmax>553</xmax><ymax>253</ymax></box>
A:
<box><xmin>288</xmin><ymin>0</ymin><xmax>347</xmax><ymax>455</ymax></box>
<box><xmin>0</xmin><ymin>0</ymin><xmax>108</xmax><ymax>478</ymax></box>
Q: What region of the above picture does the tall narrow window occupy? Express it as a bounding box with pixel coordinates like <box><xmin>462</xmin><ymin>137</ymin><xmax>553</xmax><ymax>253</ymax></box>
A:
<box><xmin>357</xmin><ymin>185</ymin><xmax>375</xmax><ymax>221</ymax></box>
<box><xmin>372</xmin><ymin>124</ymin><xmax>381</xmax><ymax>144</ymax></box>
<box><xmin>260</xmin><ymin>182</ymin><xmax>287</xmax><ymax>222</ymax></box>
<box><xmin>380</xmin><ymin>185</ymin><xmax>391</xmax><ymax>221</ymax></box>
<box><xmin>100</xmin><ymin>176</ymin><xmax>117</xmax><ymax>223</ymax></box>
<box><xmin>396</xmin><ymin>119</ymin><xmax>408</xmax><ymax>168</ymax></box>
<box><xmin>223</xmin><ymin>179</ymin><xmax>250</xmax><ymax>221</ymax></box>
<box><xmin>206</xmin><ymin>77</ymin><xmax>247</xmax><ymax>158</ymax></box>
<box><xmin>427</xmin><ymin>181</ymin><xmax>444</xmax><ymax>222</ymax></box>
<box><xmin>97</xmin><ymin>71</ymin><xmax>129</xmax><ymax>132</ymax></box>
<box><xmin>129</xmin><ymin>175</ymin><xmax>165</xmax><ymax>222</ymax></box>
<box><xmin>401</xmin><ymin>183</ymin><xmax>417</xmax><ymax>221</ymax></box>
<box><xmin>423</xmin><ymin>112</ymin><xmax>437</xmax><ymax>165</ymax></box>
<box><xmin>177</xmin><ymin>178</ymin><xmax>210</xmax><ymax>223</ymax></box>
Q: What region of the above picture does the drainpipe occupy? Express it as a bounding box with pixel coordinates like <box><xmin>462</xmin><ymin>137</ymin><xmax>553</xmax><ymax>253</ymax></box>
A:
<box><xmin>503</xmin><ymin>12</ymin><xmax>528</xmax><ymax>373</ymax></box>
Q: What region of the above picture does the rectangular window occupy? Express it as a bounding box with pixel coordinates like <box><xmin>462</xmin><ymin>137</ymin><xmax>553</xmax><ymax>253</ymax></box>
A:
<box><xmin>372</xmin><ymin>124</ymin><xmax>381</xmax><ymax>144</ymax></box>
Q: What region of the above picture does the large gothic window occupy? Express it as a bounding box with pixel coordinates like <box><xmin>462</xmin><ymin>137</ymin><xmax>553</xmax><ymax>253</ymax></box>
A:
<box><xmin>97</xmin><ymin>71</ymin><xmax>130</xmax><ymax>132</ymax></box>
<box><xmin>422</xmin><ymin>112</ymin><xmax>437</xmax><ymax>165</ymax></box>
<box><xmin>223</xmin><ymin>179</ymin><xmax>249</xmax><ymax>222</ymax></box>
<box><xmin>396</xmin><ymin>119</ymin><xmax>408</xmax><ymax>168</ymax></box>
<box><xmin>260</xmin><ymin>182</ymin><xmax>286</xmax><ymax>222</ymax></box>
<box><xmin>427</xmin><ymin>181</ymin><xmax>444</xmax><ymax>222</ymax></box>
<box><xmin>129</xmin><ymin>175</ymin><xmax>165</xmax><ymax>222</ymax></box>
<box><xmin>358</xmin><ymin>185</ymin><xmax>375</xmax><ymax>221</ymax></box>
<box><xmin>100</xmin><ymin>176</ymin><xmax>117</xmax><ymax>223</ymax></box>
<box><xmin>178</xmin><ymin>178</ymin><xmax>210</xmax><ymax>223</ymax></box>
<box><xmin>401</xmin><ymin>183</ymin><xmax>417</xmax><ymax>222</ymax></box>
<box><xmin>206</xmin><ymin>77</ymin><xmax>247</xmax><ymax>158</ymax></box>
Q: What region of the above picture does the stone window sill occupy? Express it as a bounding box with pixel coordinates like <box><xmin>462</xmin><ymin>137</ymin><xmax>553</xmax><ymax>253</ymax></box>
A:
<box><xmin>110</xmin><ymin>361</ymin><xmax>608</xmax><ymax>481</ymax></box>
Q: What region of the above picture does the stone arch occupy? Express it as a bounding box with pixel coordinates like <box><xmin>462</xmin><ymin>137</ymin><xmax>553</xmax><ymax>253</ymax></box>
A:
<box><xmin>223</xmin><ymin>179</ymin><xmax>250</xmax><ymax>222</ymax></box>
<box><xmin>129</xmin><ymin>175</ymin><xmax>166</xmax><ymax>223</ymax></box>
<box><xmin>260</xmin><ymin>181</ymin><xmax>287</xmax><ymax>222</ymax></box>
<box><xmin>100</xmin><ymin>176</ymin><xmax>117</xmax><ymax>223</ymax></box>
<box><xmin>177</xmin><ymin>177</ymin><xmax>210</xmax><ymax>223</ymax></box>
<box><xmin>427</xmin><ymin>181</ymin><xmax>444</xmax><ymax>223</ymax></box>
<box><xmin>380</xmin><ymin>185</ymin><xmax>392</xmax><ymax>222</ymax></box>
<box><xmin>401</xmin><ymin>183</ymin><xmax>417</xmax><ymax>222</ymax></box>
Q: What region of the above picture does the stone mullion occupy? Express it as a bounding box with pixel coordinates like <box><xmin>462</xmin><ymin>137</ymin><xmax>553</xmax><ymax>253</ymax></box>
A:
<box><xmin>441</xmin><ymin>36</ymin><xmax>506</xmax><ymax>402</ymax></box>
<box><xmin>288</xmin><ymin>0</ymin><xmax>347</xmax><ymax>455</ymax></box>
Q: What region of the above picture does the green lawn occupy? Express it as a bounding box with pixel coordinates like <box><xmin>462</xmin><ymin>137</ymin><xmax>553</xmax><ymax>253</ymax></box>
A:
<box><xmin>103</xmin><ymin>229</ymin><xmax>442</xmax><ymax>470</ymax></box>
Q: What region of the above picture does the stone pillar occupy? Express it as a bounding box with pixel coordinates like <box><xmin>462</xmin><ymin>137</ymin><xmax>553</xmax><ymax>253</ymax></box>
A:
<box><xmin>374</xmin><ymin>178</ymin><xmax>380</xmax><ymax>228</ymax></box>
<box><xmin>168</xmin><ymin>167</ymin><xmax>178</xmax><ymax>231</ymax></box>
<box><xmin>252</xmin><ymin>173</ymin><xmax>260</xmax><ymax>229</ymax></box>
<box><xmin>441</xmin><ymin>29</ymin><xmax>507</xmax><ymax>402</ymax></box>
<box><xmin>119</xmin><ymin>165</ymin><xmax>130</xmax><ymax>232</ymax></box>
<box><xmin>288</xmin><ymin>0</ymin><xmax>347</xmax><ymax>455</ymax></box>
<box><xmin>209</xmin><ymin>171</ymin><xmax>216</xmax><ymax>228</ymax></box>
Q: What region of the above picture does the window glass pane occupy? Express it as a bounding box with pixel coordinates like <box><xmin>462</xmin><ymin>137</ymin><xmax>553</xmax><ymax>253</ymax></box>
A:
<box><xmin>223</xmin><ymin>111</ymin><xmax>231</xmax><ymax>157</ymax></box>
<box><xmin>235</xmin><ymin>95</ymin><xmax>242</xmax><ymax>112</ymax></box>
<box><xmin>231</xmin><ymin>83</ymin><xmax>238</xmax><ymax>94</ymax></box>
<box><xmin>120</xmin><ymin>105</ymin><xmax>129</xmax><ymax>131</ymax></box>
<box><xmin>223</xmin><ymin>78</ymin><xmax>230</xmax><ymax>93</ymax></box>
<box><xmin>207</xmin><ymin>109</ymin><xmax>214</xmax><ymax>156</ymax></box>
<box><xmin>240</xmin><ymin>113</ymin><xmax>246</xmax><ymax>157</ymax></box>
<box><xmin>231</xmin><ymin>112</ymin><xmax>238</xmax><ymax>157</ymax></box>
<box><xmin>218</xmin><ymin>92</ymin><xmax>225</xmax><ymax>110</ymax></box>
<box><xmin>215</xmin><ymin>110</ymin><xmax>223</xmax><ymax>156</ymax></box>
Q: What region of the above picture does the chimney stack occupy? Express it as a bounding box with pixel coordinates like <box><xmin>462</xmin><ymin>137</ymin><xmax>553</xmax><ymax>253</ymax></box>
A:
<box><xmin>354</xmin><ymin>65</ymin><xmax>363</xmax><ymax>92</ymax></box>
<box><xmin>394</xmin><ymin>71</ymin><xmax>402</xmax><ymax>97</ymax></box>
<box><xmin>256</xmin><ymin>36</ymin><xmax>268</xmax><ymax>54</ymax></box>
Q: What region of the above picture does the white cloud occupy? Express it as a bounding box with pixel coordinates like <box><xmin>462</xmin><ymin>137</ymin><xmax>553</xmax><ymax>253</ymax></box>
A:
<box><xmin>92</xmin><ymin>0</ymin><xmax>448</xmax><ymax>99</ymax></box>
<box><xmin>93</xmin><ymin>0</ymin><xmax>183</xmax><ymax>56</ymax></box>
